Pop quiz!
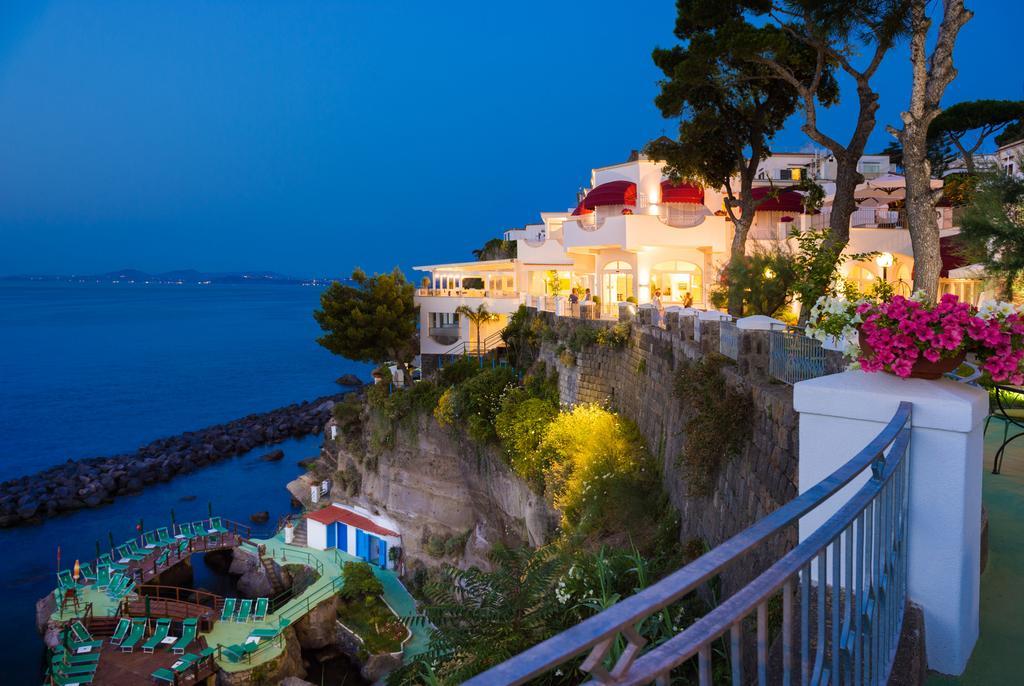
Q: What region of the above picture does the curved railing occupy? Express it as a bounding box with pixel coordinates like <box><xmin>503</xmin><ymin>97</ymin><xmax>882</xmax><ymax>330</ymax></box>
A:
<box><xmin>465</xmin><ymin>402</ymin><xmax>912</xmax><ymax>685</ymax></box>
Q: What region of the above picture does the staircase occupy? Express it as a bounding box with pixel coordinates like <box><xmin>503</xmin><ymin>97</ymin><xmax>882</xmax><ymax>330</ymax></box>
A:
<box><xmin>260</xmin><ymin>556</ymin><xmax>287</xmax><ymax>595</ymax></box>
<box><xmin>84</xmin><ymin>616</ymin><xmax>119</xmax><ymax>637</ymax></box>
<box><xmin>290</xmin><ymin>518</ymin><xmax>308</xmax><ymax>547</ymax></box>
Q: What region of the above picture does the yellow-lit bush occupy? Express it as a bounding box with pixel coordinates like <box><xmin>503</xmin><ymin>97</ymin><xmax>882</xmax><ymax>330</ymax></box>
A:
<box><xmin>539</xmin><ymin>405</ymin><xmax>658</xmax><ymax>537</ymax></box>
<box><xmin>494</xmin><ymin>393</ymin><xmax>559</xmax><ymax>489</ymax></box>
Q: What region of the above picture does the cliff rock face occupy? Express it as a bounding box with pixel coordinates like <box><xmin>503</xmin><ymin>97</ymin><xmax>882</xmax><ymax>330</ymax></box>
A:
<box><xmin>325</xmin><ymin>415</ymin><xmax>558</xmax><ymax>571</ymax></box>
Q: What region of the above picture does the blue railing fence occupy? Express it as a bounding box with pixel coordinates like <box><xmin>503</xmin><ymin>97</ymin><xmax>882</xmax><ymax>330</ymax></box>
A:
<box><xmin>719</xmin><ymin>321</ymin><xmax>739</xmax><ymax>360</ymax></box>
<box><xmin>465</xmin><ymin>402</ymin><xmax>913</xmax><ymax>686</ymax></box>
<box><xmin>769</xmin><ymin>328</ymin><xmax>827</xmax><ymax>385</ymax></box>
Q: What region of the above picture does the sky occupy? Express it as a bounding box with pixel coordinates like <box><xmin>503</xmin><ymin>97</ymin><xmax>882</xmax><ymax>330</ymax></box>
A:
<box><xmin>0</xmin><ymin>0</ymin><xmax>1022</xmax><ymax>277</ymax></box>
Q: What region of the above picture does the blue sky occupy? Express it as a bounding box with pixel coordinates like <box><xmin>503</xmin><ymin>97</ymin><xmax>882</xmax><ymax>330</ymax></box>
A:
<box><xmin>0</xmin><ymin>1</ymin><xmax>1021</xmax><ymax>277</ymax></box>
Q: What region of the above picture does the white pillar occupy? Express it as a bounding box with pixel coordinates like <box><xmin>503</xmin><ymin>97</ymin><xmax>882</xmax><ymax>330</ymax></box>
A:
<box><xmin>794</xmin><ymin>370</ymin><xmax>987</xmax><ymax>675</ymax></box>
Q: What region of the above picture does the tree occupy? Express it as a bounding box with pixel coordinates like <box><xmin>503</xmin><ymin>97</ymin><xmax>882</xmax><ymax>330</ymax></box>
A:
<box><xmin>314</xmin><ymin>267</ymin><xmax>418</xmax><ymax>365</ymax></box>
<box><xmin>927</xmin><ymin>99</ymin><xmax>1024</xmax><ymax>175</ymax></box>
<box><xmin>648</xmin><ymin>4</ymin><xmax>833</xmax><ymax>316</ymax></box>
<box><xmin>958</xmin><ymin>172</ymin><xmax>1024</xmax><ymax>299</ymax></box>
<box><xmin>472</xmin><ymin>237</ymin><xmax>517</xmax><ymax>261</ymax></box>
<box><xmin>726</xmin><ymin>1</ymin><xmax>909</xmax><ymax>267</ymax></box>
<box><xmin>890</xmin><ymin>0</ymin><xmax>972</xmax><ymax>299</ymax></box>
<box><xmin>340</xmin><ymin>561</ymin><xmax>384</xmax><ymax>601</ymax></box>
<box><xmin>455</xmin><ymin>303</ymin><xmax>499</xmax><ymax>360</ymax></box>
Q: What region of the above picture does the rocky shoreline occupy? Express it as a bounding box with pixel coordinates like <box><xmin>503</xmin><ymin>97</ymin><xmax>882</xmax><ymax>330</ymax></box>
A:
<box><xmin>0</xmin><ymin>393</ymin><xmax>350</xmax><ymax>527</ymax></box>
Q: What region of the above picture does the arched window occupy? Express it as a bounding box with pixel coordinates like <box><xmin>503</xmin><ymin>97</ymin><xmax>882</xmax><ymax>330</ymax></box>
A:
<box><xmin>604</xmin><ymin>261</ymin><xmax>632</xmax><ymax>272</ymax></box>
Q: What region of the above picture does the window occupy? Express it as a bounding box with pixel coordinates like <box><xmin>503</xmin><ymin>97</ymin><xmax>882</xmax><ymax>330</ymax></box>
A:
<box><xmin>780</xmin><ymin>167</ymin><xmax>803</xmax><ymax>180</ymax></box>
<box><xmin>861</xmin><ymin>162</ymin><xmax>882</xmax><ymax>174</ymax></box>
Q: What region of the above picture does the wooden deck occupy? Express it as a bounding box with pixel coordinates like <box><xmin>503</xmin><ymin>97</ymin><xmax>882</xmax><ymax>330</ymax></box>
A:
<box><xmin>90</xmin><ymin>641</ymin><xmax>215</xmax><ymax>686</ymax></box>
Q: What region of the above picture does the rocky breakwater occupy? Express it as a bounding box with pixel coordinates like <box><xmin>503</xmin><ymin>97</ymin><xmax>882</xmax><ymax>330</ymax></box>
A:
<box><xmin>0</xmin><ymin>393</ymin><xmax>348</xmax><ymax>527</ymax></box>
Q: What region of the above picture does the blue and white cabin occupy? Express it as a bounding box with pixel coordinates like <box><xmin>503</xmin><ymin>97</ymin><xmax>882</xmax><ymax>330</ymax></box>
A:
<box><xmin>305</xmin><ymin>503</ymin><xmax>401</xmax><ymax>570</ymax></box>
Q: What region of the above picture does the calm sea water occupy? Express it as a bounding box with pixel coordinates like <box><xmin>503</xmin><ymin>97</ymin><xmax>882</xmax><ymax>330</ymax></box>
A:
<box><xmin>0</xmin><ymin>282</ymin><xmax>368</xmax><ymax>682</ymax></box>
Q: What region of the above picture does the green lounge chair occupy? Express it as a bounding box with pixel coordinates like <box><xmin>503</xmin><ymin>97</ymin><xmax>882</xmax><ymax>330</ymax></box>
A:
<box><xmin>110</xmin><ymin>617</ymin><xmax>130</xmax><ymax>645</ymax></box>
<box><xmin>198</xmin><ymin>646</ymin><xmax>215</xmax><ymax>659</ymax></box>
<box><xmin>69</xmin><ymin>621</ymin><xmax>94</xmax><ymax>644</ymax></box>
<box><xmin>51</xmin><ymin>650</ymin><xmax>101</xmax><ymax>665</ymax></box>
<box><xmin>170</xmin><ymin>652</ymin><xmax>199</xmax><ymax>673</ymax></box>
<box><xmin>175</xmin><ymin>523</ymin><xmax>196</xmax><ymax>540</ymax></box>
<box><xmin>78</xmin><ymin>563</ymin><xmax>96</xmax><ymax>583</ymax></box>
<box><xmin>143</xmin><ymin>530</ymin><xmax>161</xmax><ymax>548</ymax></box>
<box><xmin>105</xmin><ymin>573</ymin><xmax>126</xmax><ymax>598</ymax></box>
<box><xmin>142</xmin><ymin>617</ymin><xmax>171</xmax><ymax>653</ymax></box>
<box><xmin>219</xmin><ymin>597</ymin><xmax>236</xmax><ymax>622</ymax></box>
<box><xmin>171</xmin><ymin>618</ymin><xmax>197</xmax><ymax>654</ymax></box>
<box><xmin>117</xmin><ymin>581</ymin><xmax>137</xmax><ymax>599</ymax></box>
<box><xmin>52</xmin><ymin>660</ymin><xmax>98</xmax><ymax>676</ymax></box>
<box><xmin>156</xmin><ymin>527</ymin><xmax>175</xmax><ymax>546</ymax></box>
<box><xmin>151</xmin><ymin>667</ymin><xmax>176</xmax><ymax>684</ymax></box>
<box><xmin>120</xmin><ymin>618</ymin><xmax>147</xmax><ymax>653</ymax></box>
<box><xmin>128</xmin><ymin>540</ymin><xmax>150</xmax><ymax>558</ymax></box>
<box><xmin>234</xmin><ymin>598</ymin><xmax>252</xmax><ymax>623</ymax></box>
<box><xmin>220</xmin><ymin>644</ymin><xmax>246</xmax><ymax>663</ymax></box>
<box><xmin>98</xmin><ymin>553</ymin><xmax>127</xmax><ymax>572</ymax></box>
<box><xmin>53</xmin><ymin>674</ymin><xmax>95</xmax><ymax>686</ymax></box>
<box><xmin>116</xmin><ymin>544</ymin><xmax>145</xmax><ymax>563</ymax></box>
<box><xmin>57</xmin><ymin>569</ymin><xmax>76</xmax><ymax>590</ymax></box>
<box><xmin>94</xmin><ymin>564</ymin><xmax>111</xmax><ymax>590</ymax></box>
<box><xmin>207</xmin><ymin>517</ymin><xmax>229</xmax><ymax>534</ymax></box>
<box><xmin>252</xmin><ymin>597</ymin><xmax>268</xmax><ymax>622</ymax></box>
<box><xmin>248</xmin><ymin>628</ymin><xmax>277</xmax><ymax>640</ymax></box>
<box><xmin>191</xmin><ymin>521</ymin><xmax>208</xmax><ymax>540</ymax></box>
<box><xmin>155</xmin><ymin>550</ymin><xmax>169</xmax><ymax>569</ymax></box>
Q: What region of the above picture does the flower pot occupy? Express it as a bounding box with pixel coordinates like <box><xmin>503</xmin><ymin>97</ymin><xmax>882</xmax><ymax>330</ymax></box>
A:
<box><xmin>858</xmin><ymin>330</ymin><xmax>966</xmax><ymax>380</ymax></box>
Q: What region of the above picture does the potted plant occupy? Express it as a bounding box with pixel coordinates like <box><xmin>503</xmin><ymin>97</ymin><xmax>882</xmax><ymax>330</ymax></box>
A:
<box><xmin>808</xmin><ymin>293</ymin><xmax>1024</xmax><ymax>382</ymax></box>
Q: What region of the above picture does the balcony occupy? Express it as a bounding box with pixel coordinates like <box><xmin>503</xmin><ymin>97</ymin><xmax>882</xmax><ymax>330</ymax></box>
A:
<box><xmin>427</xmin><ymin>325</ymin><xmax>460</xmax><ymax>346</ymax></box>
<box><xmin>561</xmin><ymin>212</ymin><xmax>731</xmax><ymax>252</ymax></box>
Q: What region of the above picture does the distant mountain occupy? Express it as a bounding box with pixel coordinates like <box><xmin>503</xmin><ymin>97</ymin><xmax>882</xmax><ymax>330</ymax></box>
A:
<box><xmin>0</xmin><ymin>269</ymin><xmax>348</xmax><ymax>286</ymax></box>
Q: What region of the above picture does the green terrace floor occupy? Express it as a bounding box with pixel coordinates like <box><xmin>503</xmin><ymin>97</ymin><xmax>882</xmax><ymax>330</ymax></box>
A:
<box><xmin>927</xmin><ymin>425</ymin><xmax>1024</xmax><ymax>686</ymax></box>
<box><xmin>216</xmin><ymin>535</ymin><xmax>429</xmax><ymax>673</ymax></box>
<box><xmin>52</xmin><ymin>533</ymin><xmax>428</xmax><ymax>675</ymax></box>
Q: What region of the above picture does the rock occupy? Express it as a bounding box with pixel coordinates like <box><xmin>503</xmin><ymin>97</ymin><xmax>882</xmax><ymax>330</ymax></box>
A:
<box><xmin>35</xmin><ymin>595</ymin><xmax>56</xmax><ymax>635</ymax></box>
<box><xmin>16</xmin><ymin>501</ymin><xmax>38</xmax><ymax>520</ymax></box>
<box><xmin>261</xmin><ymin>450</ymin><xmax>285</xmax><ymax>462</ymax></box>
<box><xmin>336</xmin><ymin>374</ymin><xmax>363</xmax><ymax>386</ymax></box>
<box><xmin>250</xmin><ymin>511</ymin><xmax>270</xmax><ymax>523</ymax></box>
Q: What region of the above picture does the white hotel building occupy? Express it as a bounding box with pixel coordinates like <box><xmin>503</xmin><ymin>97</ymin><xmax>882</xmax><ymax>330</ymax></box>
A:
<box><xmin>414</xmin><ymin>150</ymin><xmax>978</xmax><ymax>362</ymax></box>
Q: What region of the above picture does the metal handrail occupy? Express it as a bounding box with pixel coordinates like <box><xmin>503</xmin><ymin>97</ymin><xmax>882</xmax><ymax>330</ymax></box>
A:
<box><xmin>465</xmin><ymin>402</ymin><xmax>912</xmax><ymax>685</ymax></box>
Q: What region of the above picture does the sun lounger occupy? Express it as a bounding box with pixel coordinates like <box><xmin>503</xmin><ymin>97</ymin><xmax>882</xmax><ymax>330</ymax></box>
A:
<box><xmin>234</xmin><ymin>598</ymin><xmax>253</xmax><ymax>623</ymax></box>
<box><xmin>171</xmin><ymin>618</ymin><xmax>197</xmax><ymax>654</ymax></box>
<box><xmin>170</xmin><ymin>652</ymin><xmax>200</xmax><ymax>673</ymax></box>
<box><xmin>191</xmin><ymin>521</ymin><xmax>208</xmax><ymax>540</ymax></box>
<box><xmin>155</xmin><ymin>550</ymin><xmax>169</xmax><ymax>569</ymax></box>
<box><xmin>51</xmin><ymin>650</ymin><xmax>101</xmax><ymax>665</ymax></box>
<box><xmin>198</xmin><ymin>646</ymin><xmax>215</xmax><ymax>659</ymax></box>
<box><xmin>142</xmin><ymin>617</ymin><xmax>171</xmax><ymax>653</ymax></box>
<box><xmin>52</xmin><ymin>659</ymin><xmax>99</xmax><ymax>676</ymax></box>
<box><xmin>120</xmin><ymin>618</ymin><xmax>147</xmax><ymax>653</ymax></box>
<box><xmin>78</xmin><ymin>563</ymin><xmax>96</xmax><ymax>583</ymax></box>
<box><xmin>156</xmin><ymin>527</ymin><xmax>175</xmax><ymax>546</ymax></box>
<box><xmin>52</xmin><ymin>674</ymin><xmax>95</xmax><ymax>686</ymax></box>
<box><xmin>98</xmin><ymin>553</ymin><xmax>127</xmax><ymax>572</ymax></box>
<box><xmin>207</xmin><ymin>516</ymin><xmax>229</xmax><ymax>534</ymax></box>
<box><xmin>143</xmin><ymin>531</ymin><xmax>161</xmax><ymax>548</ymax></box>
<box><xmin>69</xmin><ymin>621</ymin><xmax>94</xmax><ymax>644</ymax></box>
<box><xmin>110</xmin><ymin>617</ymin><xmax>130</xmax><ymax>645</ymax></box>
<box><xmin>175</xmin><ymin>522</ymin><xmax>198</xmax><ymax>539</ymax></box>
<box><xmin>105</xmin><ymin>573</ymin><xmax>126</xmax><ymax>598</ymax></box>
<box><xmin>94</xmin><ymin>564</ymin><xmax>111</xmax><ymax>590</ymax></box>
<box><xmin>117</xmin><ymin>581</ymin><xmax>137</xmax><ymax>599</ymax></box>
<box><xmin>128</xmin><ymin>540</ymin><xmax>150</xmax><ymax>558</ymax></box>
<box><xmin>219</xmin><ymin>597</ymin><xmax>236</xmax><ymax>622</ymax></box>
<box><xmin>57</xmin><ymin>569</ymin><xmax>76</xmax><ymax>590</ymax></box>
<box><xmin>220</xmin><ymin>644</ymin><xmax>247</xmax><ymax>663</ymax></box>
<box><xmin>252</xmin><ymin>597</ymin><xmax>268</xmax><ymax>622</ymax></box>
<box><xmin>116</xmin><ymin>544</ymin><xmax>145</xmax><ymax>563</ymax></box>
<box><xmin>151</xmin><ymin>667</ymin><xmax>176</xmax><ymax>684</ymax></box>
<box><xmin>249</xmin><ymin>628</ymin><xmax>278</xmax><ymax>638</ymax></box>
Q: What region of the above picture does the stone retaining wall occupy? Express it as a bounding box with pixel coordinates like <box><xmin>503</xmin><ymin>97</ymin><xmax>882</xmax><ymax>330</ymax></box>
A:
<box><xmin>534</xmin><ymin>308</ymin><xmax>844</xmax><ymax>591</ymax></box>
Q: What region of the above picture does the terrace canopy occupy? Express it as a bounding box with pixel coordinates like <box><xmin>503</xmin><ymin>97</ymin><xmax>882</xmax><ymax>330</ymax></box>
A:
<box><xmin>572</xmin><ymin>180</ymin><xmax>636</xmax><ymax>215</ymax></box>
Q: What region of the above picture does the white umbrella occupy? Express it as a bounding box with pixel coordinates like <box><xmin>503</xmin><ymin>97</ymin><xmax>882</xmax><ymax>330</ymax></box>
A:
<box><xmin>948</xmin><ymin>263</ymin><xmax>986</xmax><ymax>279</ymax></box>
<box><xmin>853</xmin><ymin>173</ymin><xmax>943</xmax><ymax>202</ymax></box>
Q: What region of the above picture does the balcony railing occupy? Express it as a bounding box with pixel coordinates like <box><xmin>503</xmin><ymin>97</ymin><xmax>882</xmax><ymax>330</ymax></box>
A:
<box><xmin>719</xmin><ymin>321</ymin><xmax>739</xmax><ymax>360</ymax></box>
<box><xmin>769</xmin><ymin>328</ymin><xmax>827</xmax><ymax>385</ymax></box>
<box><xmin>465</xmin><ymin>403</ymin><xmax>912</xmax><ymax>686</ymax></box>
<box><xmin>416</xmin><ymin>288</ymin><xmax>519</xmax><ymax>298</ymax></box>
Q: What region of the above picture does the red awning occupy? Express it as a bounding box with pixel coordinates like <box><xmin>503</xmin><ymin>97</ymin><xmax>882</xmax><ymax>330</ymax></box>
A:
<box><xmin>751</xmin><ymin>187</ymin><xmax>815</xmax><ymax>213</ymax></box>
<box><xmin>661</xmin><ymin>180</ymin><xmax>704</xmax><ymax>204</ymax></box>
<box><xmin>306</xmin><ymin>505</ymin><xmax>399</xmax><ymax>537</ymax></box>
<box><xmin>579</xmin><ymin>180</ymin><xmax>637</xmax><ymax>210</ymax></box>
<box><xmin>940</xmin><ymin>235</ymin><xmax>968</xmax><ymax>278</ymax></box>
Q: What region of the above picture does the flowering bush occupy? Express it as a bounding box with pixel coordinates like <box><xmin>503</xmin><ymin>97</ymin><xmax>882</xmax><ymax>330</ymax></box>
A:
<box><xmin>808</xmin><ymin>292</ymin><xmax>1024</xmax><ymax>382</ymax></box>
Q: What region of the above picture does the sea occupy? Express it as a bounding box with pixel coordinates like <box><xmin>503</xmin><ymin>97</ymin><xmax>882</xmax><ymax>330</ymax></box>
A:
<box><xmin>0</xmin><ymin>281</ymin><xmax>369</xmax><ymax>683</ymax></box>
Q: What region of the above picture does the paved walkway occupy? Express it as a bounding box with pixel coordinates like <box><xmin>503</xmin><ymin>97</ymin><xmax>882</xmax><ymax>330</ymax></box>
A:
<box><xmin>928</xmin><ymin>426</ymin><xmax>1024</xmax><ymax>685</ymax></box>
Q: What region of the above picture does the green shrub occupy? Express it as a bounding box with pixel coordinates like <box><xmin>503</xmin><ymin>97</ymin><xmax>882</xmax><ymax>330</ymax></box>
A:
<box><xmin>341</xmin><ymin>561</ymin><xmax>384</xmax><ymax>601</ymax></box>
<box><xmin>596</xmin><ymin>322</ymin><xmax>630</xmax><ymax>348</ymax></box>
<box><xmin>675</xmin><ymin>357</ymin><xmax>753</xmax><ymax>496</ymax></box>
<box><xmin>440</xmin><ymin>367</ymin><xmax>518</xmax><ymax>443</ymax></box>
<box><xmin>331</xmin><ymin>394</ymin><xmax>364</xmax><ymax>438</ymax></box>
<box><xmin>558</xmin><ymin>349</ymin><xmax>576</xmax><ymax>367</ymax></box>
<box><xmin>567</xmin><ymin>325</ymin><xmax>599</xmax><ymax>353</ymax></box>
<box><xmin>438</xmin><ymin>356</ymin><xmax>480</xmax><ymax>386</ymax></box>
<box><xmin>495</xmin><ymin>395</ymin><xmax>559</xmax><ymax>488</ymax></box>
<box><xmin>522</xmin><ymin>362</ymin><xmax>559</xmax><ymax>405</ymax></box>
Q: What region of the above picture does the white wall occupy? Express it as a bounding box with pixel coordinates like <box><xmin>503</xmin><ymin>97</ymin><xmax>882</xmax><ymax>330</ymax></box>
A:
<box><xmin>307</xmin><ymin>519</ymin><xmax>327</xmax><ymax>551</ymax></box>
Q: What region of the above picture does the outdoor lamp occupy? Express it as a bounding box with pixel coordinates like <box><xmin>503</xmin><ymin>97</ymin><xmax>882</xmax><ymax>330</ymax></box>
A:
<box><xmin>73</xmin><ymin>559</ymin><xmax>80</xmax><ymax>583</ymax></box>
<box><xmin>875</xmin><ymin>252</ymin><xmax>894</xmax><ymax>281</ymax></box>
<box><xmin>763</xmin><ymin>267</ymin><xmax>776</xmax><ymax>279</ymax></box>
